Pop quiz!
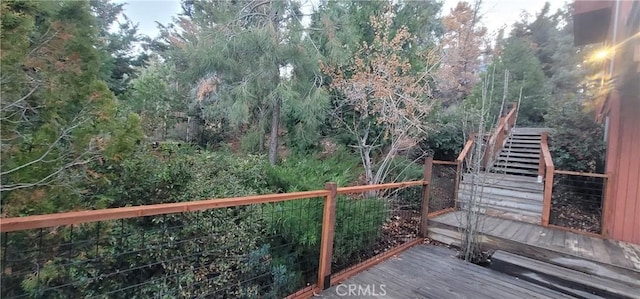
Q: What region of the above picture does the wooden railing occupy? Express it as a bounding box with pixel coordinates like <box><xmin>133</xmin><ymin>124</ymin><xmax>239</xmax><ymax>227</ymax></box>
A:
<box><xmin>546</xmin><ymin>169</ymin><xmax>608</xmax><ymax>236</ymax></box>
<box><xmin>455</xmin><ymin>137</ymin><xmax>475</xmax><ymax>207</ymax></box>
<box><xmin>0</xmin><ymin>159</ymin><xmax>434</xmax><ymax>299</ymax></box>
<box><xmin>483</xmin><ymin>103</ymin><xmax>518</xmax><ymax>168</ymax></box>
<box><xmin>539</xmin><ymin>132</ymin><xmax>555</xmax><ymax>226</ymax></box>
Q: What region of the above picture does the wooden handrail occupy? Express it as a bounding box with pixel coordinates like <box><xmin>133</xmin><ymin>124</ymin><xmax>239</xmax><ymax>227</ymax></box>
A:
<box><xmin>0</xmin><ymin>190</ymin><xmax>330</xmax><ymax>232</ymax></box>
<box><xmin>336</xmin><ymin>180</ymin><xmax>425</xmax><ymax>194</ymax></box>
<box><xmin>2</xmin><ymin>157</ymin><xmax>437</xmax><ymax>298</ymax></box>
<box><xmin>554</xmin><ymin>170</ymin><xmax>608</xmax><ymax>178</ymax></box>
<box><xmin>540</xmin><ymin>132</ymin><xmax>554</xmax><ymax>226</ymax></box>
<box><xmin>0</xmin><ymin>180</ymin><xmax>433</xmax><ymax>233</ymax></box>
<box><xmin>484</xmin><ymin>104</ymin><xmax>518</xmax><ymax>167</ymax></box>
<box><xmin>454</xmin><ymin>137</ymin><xmax>475</xmax><ymax>208</ymax></box>
<box><xmin>456</xmin><ymin>138</ymin><xmax>475</xmax><ymax>162</ymax></box>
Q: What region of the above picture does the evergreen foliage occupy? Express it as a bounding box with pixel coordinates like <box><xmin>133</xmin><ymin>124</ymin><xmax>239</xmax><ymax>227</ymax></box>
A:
<box><xmin>1</xmin><ymin>0</ymin><xmax>142</xmax><ymax>214</ymax></box>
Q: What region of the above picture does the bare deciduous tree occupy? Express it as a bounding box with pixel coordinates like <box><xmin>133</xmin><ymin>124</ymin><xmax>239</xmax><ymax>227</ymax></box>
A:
<box><xmin>321</xmin><ymin>7</ymin><xmax>438</xmax><ymax>187</ymax></box>
<box><xmin>436</xmin><ymin>1</ymin><xmax>486</xmax><ymax>105</ymax></box>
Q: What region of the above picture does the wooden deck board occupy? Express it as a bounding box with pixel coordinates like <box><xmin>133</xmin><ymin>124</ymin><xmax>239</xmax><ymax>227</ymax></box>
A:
<box><xmin>318</xmin><ymin>245</ymin><xmax>573</xmax><ymax>299</ymax></box>
<box><xmin>591</xmin><ymin>237</ymin><xmax>613</xmax><ymax>264</ymax></box>
<box><xmin>551</xmin><ymin>229</ymin><xmax>566</xmax><ymax>249</ymax></box>
<box><xmin>479</xmin><ymin>215</ymin><xmax>501</xmax><ymax>233</ymax></box>
<box><xmin>526</xmin><ymin>226</ymin><xmax>545</xmax><ymax>244</ymax></box>
<box><xmin>604</xmin><ymin>239</ymin><xmax>634</xmax><ymax>269</ymax></box>
<box><xmin>502</xmin><ymin>219</ymin><xmax>525</xmax><ymax>240</ymax></box>
<box><xmin>411</xmin><ymin>247</ymin><xmax>568</xmax><ymax>298</ymax></box>
<box><xmin>429</xmin><ymin>211</ymin><xmax>640</xmax><ymax>283</ymax></box>
<box><xmin>573</xmin><ymin>234</ymin><xmax>595</xmax><ymax>258</ymax></box>
<box><xmin>509</xmin><ymin>222</ymin><xmax>531</xmax><ymax>243</ymax></box>
<box><xmin>617</xmin><ymin>241</ymin><xmax>640</xmax><ymax>271</ymax></box>
<box><xmin>538</xmin><ymin>227</ymin><xmax>555</xmax><ymax>246</ymax></box>
<box><xmin>489</xmin><ymin>217</ymin><xmax>512</xmax><ymax>236</ymax></box>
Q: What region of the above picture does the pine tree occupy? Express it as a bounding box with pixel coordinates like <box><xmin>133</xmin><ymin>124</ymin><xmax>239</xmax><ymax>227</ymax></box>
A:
<box><xmin>478</xmin><ymin>36</ymin><xmax>550</xmax><ymax>125</ymax></box>
<box><xmin>90</xmin><ymin>0</ymin><xmax>148</xmax><ymax>95</ymax></box>
<box><xmin>153</xmin><ymin>0</ymin><xmax>326</xmax><ymax>163</ymax></box>
<box><xmin>1</xmin><ymin>0</ymin><xmax>142</xmax><ymax>215</ymax></box>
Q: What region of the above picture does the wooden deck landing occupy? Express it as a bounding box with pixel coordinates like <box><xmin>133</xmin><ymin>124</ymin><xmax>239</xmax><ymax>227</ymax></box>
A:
<box><xmin>317</xmin><ymin>245</ymin><xmax>572</xmax><ymax>298</ymax></box>
<box><xmin>428</xmin><ymin>211</ymin><xmax>640</xmax><ymax>286</ymax></box>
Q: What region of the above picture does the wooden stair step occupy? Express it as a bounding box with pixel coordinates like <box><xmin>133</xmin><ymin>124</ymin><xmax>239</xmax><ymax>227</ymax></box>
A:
<box><xmin>462</xmin><ymin>173</ymin><xmax>540</xmax><ymax>184</ymax></box>
<box><xmin>500</xmin><ymin>151</ymin><xmax>541</xmax><ymax>157</ymax></box>
<box><xmin>504</xmin><ymin>147</ymin><xmax>542</xmax><ymax>152</ymax></box>
<box><xmin>499</xmin><ymin>152</ymin><xmax>540</xmax><ymax>158</ymax></box>
<box><xmin>493</xmin><ymin>162</ymin><xmax>540</xmax><ymax>170</ymax></box>
<box><xmin>459</xmin><ymin>181</ymin><xmax>543</xmax><ymax>193</ymax></box>
<box><xmin>505</xmin><ymin>143</ymin><xmax>541</xmax><ymax>148</ymax></box>
<box><xmin>457</xmin><ymin>194</ymin><xmax>543</xmax><ymax>213</ymax></box>
<box><xmin>459</xmin><ymin>180</ymin><xmax>543</xmax><ymax>193</ymax></box>
<box><xmin>459</xmin><ymin>184</ymin><xmax>543</xmax><ymax>200</ymax></box>
<box><xmin>507</xmin><ymin>139</ymin><xmax>541</xmax><ymax>144</ymax></box>
<box><xmin>491</xmin><ymin>251</ymin><xmax>640</xmax><ymax>299</ymax></box>
<box><xmin>490</xmin><ymin>168</ymin><xmax>539</xmax><ymax>176</ymax></box>
<box><xmin>508</xmin><ymin>135</ymin><xmax>542</xmax><ymax>140</ymax></box>
<box><xmin>496</xmin><ymin>157</ymin><xmax>539</xmax><ymax>164</ymax></box>
<box><xmin>511</xmin><ymin>133</ymin><xmax>543</xmax><ymax>138</ymax></box>
<box><xmin>457</xmin><ymin>203</ymin><xmax>542</xmax><ymax>221</ymax></box>
<box><xmin>512</xmin><ymin>128</ymin><xmax>551</xmax><ymax>134</ymax></box>
<box><xmin>427</xmin><ymin>226</ymin><xmax>462</xmax><ymax>246</ymax></box>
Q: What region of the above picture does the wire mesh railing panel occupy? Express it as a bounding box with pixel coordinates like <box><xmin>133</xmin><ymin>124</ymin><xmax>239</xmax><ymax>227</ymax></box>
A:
<box><xmin>1</xmin><ymin>199</ymin><xmax>324</xmax><ymax>298</ymax></box>
<box><xmin>550</xmin><ymin>172</ymin><xmax>606</xmax><ymax>234</ymax></box>
<box><xmin>331</xmin><ymin>186</ymin><xmax>421</xmax><ymax>274</ymax></box>
<box><xmin>429</xmin><ymin>163</ymin><xmax>458</xmax><ymax>213</ymax></box>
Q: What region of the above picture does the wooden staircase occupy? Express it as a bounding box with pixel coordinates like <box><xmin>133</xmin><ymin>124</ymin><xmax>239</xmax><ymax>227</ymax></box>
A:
<box><xmin>490</xmin><ymin>128</ymin><xmax>547</xmax><ymax>177</ymax></box>
<box><xmin>458</xmin><ymin>128</ymin><xmax>549</xmax><ymax>224</ymax></box>
<box><xmin>458</xmin><ymin>173</ymin><xmax>543</xmax><ymax>223</ymax></box>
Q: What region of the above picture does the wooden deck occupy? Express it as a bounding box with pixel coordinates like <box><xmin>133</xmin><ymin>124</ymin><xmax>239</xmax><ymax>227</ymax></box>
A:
<box><xmin>428</xmin><ymin>210</ymin><xmax>640</xmax><ymax>287</ymax></box>
<box><xmin>317</xmin><ymin>245</ymin><xmax>573</xmax><ymax>298</ymax></box>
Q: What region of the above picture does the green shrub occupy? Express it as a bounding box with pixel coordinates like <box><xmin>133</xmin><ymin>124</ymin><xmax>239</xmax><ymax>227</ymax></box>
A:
<box><xmin>6</xmin><ymin>145</ymin><xmax>389</xmax><ymax>298</ymax></box>
<box><xmin>332</xmin><ymin>197</ymin><xmax>388</xmax><ymax>267</ymax></box>
<box><xmin>266</xmin><ymin>147</ymin><xmax>360</xmax><ymax>192</ymax></box>
<box><xmin>419</xmin><ymin>106</ymin><xmax>465</xmax><ymax>161</ymax></box>
<box><xmin>380</xmin><ymin>156</ymin><xmax>424</xmax><ymax>210</ymax></box>
<box><xmin>545</xmin><ymin>99</ymin><xmax>605</xmax><ymax>172</ymax></box>
<box><xmin>86</xmin><ymin>146</ymin><xmax>272</xmax><ymax>209</ymax></box>
<box><xmin>262</xmin><ymin>196</ymin><xmax>387</xmax><ymax>281</ymax></box>
<box><xmin>13</xmin><ymin>209</ymin><xmax>298</xmax><ymax>298</ymax></box>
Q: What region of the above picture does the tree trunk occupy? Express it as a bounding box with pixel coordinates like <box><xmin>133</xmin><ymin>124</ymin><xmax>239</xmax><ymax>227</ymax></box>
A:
<box><xmin>362</xmin><ymin>145</ymin><xmax>377</xmax><ymax>198</ymax></box>
<box><xmin>258</xmin><ymin>108</ymin><xmax>266</xmax><ymax>152</ymax></box>
<box><xmin>363</xmin><ymin>148</ymin><xmax>373</xmax><ymax>185</ymax></box>
<box><xmin>268</xmin><ymin>97</ymin><xmax>281</xmax><ymax>165</ymax></box>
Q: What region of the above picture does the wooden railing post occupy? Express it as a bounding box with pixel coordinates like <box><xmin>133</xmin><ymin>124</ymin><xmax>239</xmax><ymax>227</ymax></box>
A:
<box><xmin>541</xmin><ymin>166</ymin><xmax>554</xmax><ymax>226</ymax></box>
<box><xmin>540</xmin><ymin>132</ymin><xmax>553</xmax><ymax>227</ymax></box>
<box><xmin>420</xmin><ymin>157</ymin><xmax>433</xmax><ymax>238</ymax></box>
<box><xmin>538</xmin><ymin>132</ymin><xmax>547</xmax><ymax>183</ymax></box>
<box><xmin>454</xmin><ymin>161</ymin><xmax>462</xmax><ymax>209</ymax></box>
<box><xmin>317</xmin><ymin>182</ymin><xmax>337</xmax><ymax>290</ymax></box>
<box><xmin>601</xmin><ymin>175</ymin><xmax>610</xmax><ymax>237</ymax></box>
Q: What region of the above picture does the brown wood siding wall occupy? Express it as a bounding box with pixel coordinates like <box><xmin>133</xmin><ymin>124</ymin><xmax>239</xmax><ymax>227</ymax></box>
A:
<box><xmin>603</xmin><ymin>0</ymin><xmax>640</xmax><ymax>245</ymax></box>
<box><xmin>605</xmin><ymin>82</ymin><xmax>640</xmax><ymax>245</ymax></box>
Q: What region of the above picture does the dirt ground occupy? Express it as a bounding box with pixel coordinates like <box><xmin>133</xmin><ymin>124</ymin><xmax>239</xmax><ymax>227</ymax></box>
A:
<box><xmin>550</xmin><ymin>197</ymin><xmax>601</xmax><ymax>233</ymax></box>
<box><xmin>429</xmin><ymin>164</ymin><xmax>457</xmax><ymax>212</ymax></box>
